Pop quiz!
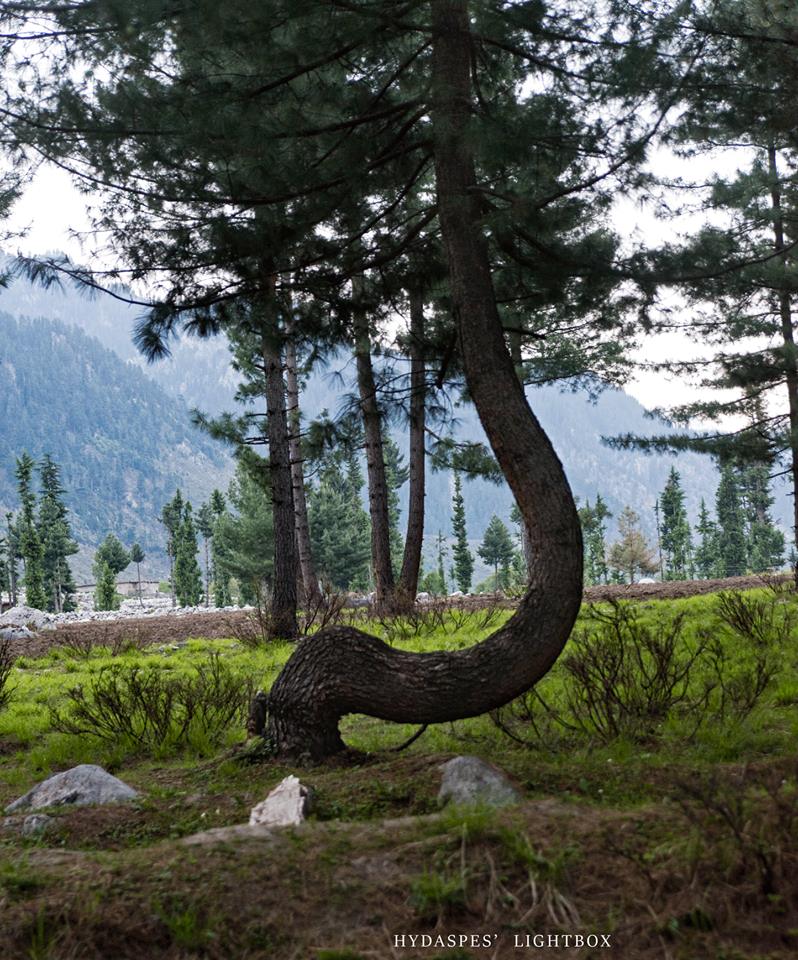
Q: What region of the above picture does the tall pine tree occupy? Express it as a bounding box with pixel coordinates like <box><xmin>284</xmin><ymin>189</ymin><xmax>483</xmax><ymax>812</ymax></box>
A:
<box><xmin>659</xmin><ymin>468</ymin><xmax>692</xmax><ymax>581</ymax></box>
<box><xmin>451</xmin><ymin>471</ymin><xmax>473</xmax><ymax>593</ymax></box>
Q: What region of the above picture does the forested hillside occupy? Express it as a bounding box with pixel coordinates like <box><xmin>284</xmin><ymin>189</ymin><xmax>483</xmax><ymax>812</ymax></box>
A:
<box><xmin>0</xmin><ymin>313</ymin><xmax>231</xmax><ymax>576</ymax></box>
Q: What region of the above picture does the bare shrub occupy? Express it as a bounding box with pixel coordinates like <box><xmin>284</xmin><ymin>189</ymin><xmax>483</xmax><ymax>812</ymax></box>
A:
<box><xmin>299</xmin><ymin>582</ymin><xmax>347</xmax><ymax>635</ymax></box>
<box><xmin>714</xmin><ymin>588</ymin><xmax>797</xmax><ymax>649</ymax></box>
<box><xmin>59</xmin><ymin>622</ymin><xmax>150</xmax><ymax>659</ymax></box>
<box><xmin>0</xmin><ymin>636</ymin><xmax>15</xmax><ymax>712</ymax></box>
<box><xmin>493</xmin><ymin>599</ymin><xmax>778</xmax><ymax>746</ymax></box>
<box><xmin>50</xmin><ymin>652</ymin><xmax>253</xmax><ymax>753</ymax></box>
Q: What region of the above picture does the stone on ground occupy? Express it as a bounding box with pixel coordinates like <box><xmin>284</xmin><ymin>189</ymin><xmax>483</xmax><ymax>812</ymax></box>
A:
<box><xmin>5</xmin><ymin>764</ymin><xmax>139</xmax><ymax>813</ymax></box>
<box><xmin>0</xmin><ymin>605</ymin><xmax>50</xmax><ymax>631</ymax></box>
<box><xmin>249</xmin><ymin>775</ymin><xmax>312</xmax><ymax>827</ymax></box>
<box><xmin>438</xmin><ymin>755</ymin><xmax>522</xmax><ymax>807</ymax></box>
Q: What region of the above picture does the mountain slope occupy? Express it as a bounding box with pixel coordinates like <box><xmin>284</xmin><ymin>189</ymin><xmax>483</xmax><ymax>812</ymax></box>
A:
<box><xmin>0</xmin><ymin>313</ymin><xmax>232</xmax><ymax>578</ymax></box>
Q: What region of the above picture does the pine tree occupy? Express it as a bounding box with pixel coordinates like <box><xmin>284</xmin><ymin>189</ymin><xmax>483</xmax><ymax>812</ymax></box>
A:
<box><xmin>693</xmin><ymin>498</ymin><xmax>722</xmax><ymax>579</ymax></box>
<box><xmin>478</xmin><ymin>516</ymin><xmax>516</xmax><ymax>590</ymax></box>
<box><xmin>451</xmin><ymin>471</ymin><xmax>473</xmax><ymax>593</ymax></box>
<box><xmin>739</xmin><ymin>462</ymin><xmax>785</xmax><ymax>572</ymax></box>
<box><xmin>716</xmin><ymin>464</ymin><xmax>748</xmax><ymax>577</ymax></box>
<box><xmin>383</xmin><ymin>434</ymin><xmax>408</xmax><ymax>581</ymax></box>
<box><xmin>212</xmin><ymin>463</ymin><xmax>274</xmax><ymax>606</ymax></box>
<box><xmin>37</xmin><ymin>454</ymin><xmax>78</xmax><ymax>612</ymax></box>
<box><xmin>15</xmin><ymin>453</ymin><xmax>46</xmax><ymax>609</ymax></box>
<box><xmin>130</xmin><ymin>542</ymin><xmax>145</xmax><ymax>605</ymax></box>
<box><xmin>196</xmin><ymin>501</ymin><xmax>214</xmax><ymax>606</ymax></box>
<box><xmin>578</xmin><ymin>495</ymin><xmax>611</xmax><ymax>585</ymax></box>
<box><xmin>95</xmin><ymin>561</ymin><xmax>119</xmax><ymax>611</ymax></box>
<box><xmin>307</xmin><ymin>451</ymin><xmax>371</xmax><ymax>592</ymax></box>
<box><xmin>160</xmin><ymin>490</ymin><xmax>185</xmax><ymax>606</ymax></box>
<box><xmin>5</xmin><ymin>513</ymin><xmax>18</xmax><ymax>606</ymax></box>
<box><xmin>659</xmin><ymin>467</ymin><xmax>692</xmax><ymax>581</ymax></box>
<box><xmin>93</xmin><ymin>534</ymin><xmax>131</xmax><ymax>578</ymax></box>
<box><xmin>608</xmin><ymin>507</ymin><xmax>658</xmax><ymax>584</ymax></box>
<box><xmin>173</xmin><ymin>503</ymin><xmax>203</xmax><ymax>607</ymax></box>
<box><xmin>209</xmin><ymin>489</ymin><xmax>232</xmax><ymax>607</ymax></box>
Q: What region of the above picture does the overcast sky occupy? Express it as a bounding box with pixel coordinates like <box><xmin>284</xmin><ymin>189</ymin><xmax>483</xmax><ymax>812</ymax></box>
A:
<box><xmin>5</xmin><ymin>151</ymin><xmax>745</xmax><ymax>415</ymax></box>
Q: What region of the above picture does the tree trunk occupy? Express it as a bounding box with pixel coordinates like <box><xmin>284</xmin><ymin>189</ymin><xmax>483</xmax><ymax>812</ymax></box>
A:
<box><xmin>284</xmin><ymin>334</ymin><xmax>321</xmax><ymax>605</ymax></box>
<box><xmin>262</xmin><ymin>332</ymin><xmax>299</xmax><ymax>639</ymax></box>
<box><xmin>352</xmin><ymin>276</ymin><xmax>395</xmax><ymax>607</ymax></box>
<box><xmin>265</xmin><ymin>0</ymin><xmax>582</xmax><ymax>760</ymax></box>
<box><xmin>768</xmin><ymin>144</ymin><xmax>798</xmax><ymax>585</ymax></box>
<box><xmin>398</xmin><ymin>286</ymin><xmax>426</xmax><ymax>602</ymax></box>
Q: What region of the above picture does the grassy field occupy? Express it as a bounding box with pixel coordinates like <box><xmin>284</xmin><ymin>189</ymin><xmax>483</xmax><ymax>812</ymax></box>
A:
<box><xmin>0</xmin><ymin>588</ymin><xmax>796</xmax><ymax>958</ymax></box>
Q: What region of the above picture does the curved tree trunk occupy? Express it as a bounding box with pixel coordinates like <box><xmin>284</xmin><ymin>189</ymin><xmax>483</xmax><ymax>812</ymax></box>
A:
<box><xmin>352</xmin><ymin>276</ymin><xmax>395</xmax><ymax>607</ymax></box>
<box><xmin>265</xmin><ymin>0</ymin><xmax>582</xmax><ymax>760</ymax></box>
<box><xmin>284</xmin><ymin>334</ymin><xmax>321</xmax><ymax>606</ymax></box>
<box><xmin>398</xmin><ymin>286</ymin><xmax>426</xmax><ymax>601</ymax></box>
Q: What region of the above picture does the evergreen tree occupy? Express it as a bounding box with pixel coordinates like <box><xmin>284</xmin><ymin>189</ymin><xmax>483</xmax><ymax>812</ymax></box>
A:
<box><xmin>716</xmin><ymin>464</ymin><xmax>748</xmax><ymax>577</ymax></box>
<box><xmin>383</xmin><ymin>434</ymin><xmax>408</xmax><ymax>581</ymax></box>
<box><xmin>93</xmin><ymin>534</ymin><xmax>131</xmax><ymax>578</ymax></box>
<box><xmin>608</xmin><ymin>507</ymin><xmax>658</xmax><ymax>584</ymax></box>
<box><xmin>130</xmin><ymin>542</ymin><xmax>145</xmax><ymax>605</ymax></box>
<box><xmin>15</xmin><ymin>453</ymin><xmax>46</xmax><ymax>609</ymax></box>
<box><xmin>477</xmin><ymin>516</ymin><xmax>516</xmax><ymax>590</ymax></box>
<box><xmin>451</xmin><ymin>471</ymin><xmax>473</xmax><ymax>593</ymax></box>
<box><xmin>173</xmin><ymin>503</ymin><xmax>203</xmax><ymax>607</ymax></box>
<box><xmin>196</xmin><ymin>501</ymin><xmax>214</xmax><ymax>606</ymax></box>
<box><xmin>37</xmin><ymin>454</ymin><xmax>78</xmax><ymax>612</ymax></box>
<box><xmin>693</xmin><ymin>498</ymin><xmax>722</xmax><ymax>579</ymax></box>
<box><xmin>209</xmin><ymin>489</ymin><xmax>232</xmax><ymax>607</ymax></box>
<box><xmin>5</xmin><ymin>513</ymin><xmax>18</xmax><ymax>606</ymax></box>
<box><xmin>578</xmin><ymin>494</ymin><xmax>611</xmax><ymax>585</ymax></box>
<box><xmin>160</xmin><ymin>490</ymin><xmax>184</xmax><ymax>607</ymax></box>
<box><xmin>307</xmin><ymin>451</ymin><xmax>371</xmax><ymax>592</ymax></box>
<box><xmin>659</xmin><ymin>467</ymin><xmax>692</xmax><ymax>581</ymax></box>
<box><xmin>213</xmin><ymin>463</ymin><xmax>274</xmax><ymax>606</ymax></box>
<box><xmin>95</xmin><ymin>561</ymin><xmax>119</xmax><ymax>612</ymax></box>
<box><xmin>739</xmin><ymin>462</ymin><xmax>785</xmax><ymax>572</ymax></box>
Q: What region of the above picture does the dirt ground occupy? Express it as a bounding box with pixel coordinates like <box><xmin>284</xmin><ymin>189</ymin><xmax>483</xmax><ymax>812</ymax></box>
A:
<box><xmin>10</xmin><ymin>573</ymin><xmax>785</xmax><ymax>658</ymax></box>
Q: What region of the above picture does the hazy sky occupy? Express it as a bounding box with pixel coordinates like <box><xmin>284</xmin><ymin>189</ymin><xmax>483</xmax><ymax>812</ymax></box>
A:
<box><xmin>5</xmin><ymin>153</ymin><xmax>742</xmax><ymax>414</ymax></box>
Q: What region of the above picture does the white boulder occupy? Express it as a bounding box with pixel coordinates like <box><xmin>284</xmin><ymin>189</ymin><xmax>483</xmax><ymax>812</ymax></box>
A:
<box><xmin>249</xmin><ymin>775</ymin><xmax>312</xmax><ymax>827</ymax></box>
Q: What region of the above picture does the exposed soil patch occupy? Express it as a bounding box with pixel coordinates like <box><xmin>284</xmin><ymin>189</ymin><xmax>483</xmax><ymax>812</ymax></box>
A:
<box><xmin>583</xmin><ymin>572</ymin><xmax>791</xmax><ymax>602</ymax></box>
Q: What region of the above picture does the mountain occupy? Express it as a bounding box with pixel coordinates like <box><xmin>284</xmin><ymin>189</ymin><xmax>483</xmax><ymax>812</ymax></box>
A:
<box><xmin>0</xmin><ymin>312</ymin><xmax>232</xmax><ymax>580</ymax></box>
<box><xmin>3</xmin><ymin>259</ymin><xmax>787</xmax><ymax>587</ymax></box>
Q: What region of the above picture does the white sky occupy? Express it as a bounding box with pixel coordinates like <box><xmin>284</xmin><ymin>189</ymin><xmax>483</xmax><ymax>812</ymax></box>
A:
<box><xmin>3</xmin><ymin>147</ymin><xmax>748</xmax><ymax>414</ymax></box>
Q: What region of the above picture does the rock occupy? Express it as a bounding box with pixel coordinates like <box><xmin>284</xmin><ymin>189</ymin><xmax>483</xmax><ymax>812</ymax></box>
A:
<box><xmin>0</xmin><ymin>605</ymin><xmax>50</xmax><ymax>631</ymax></box>
<box><xmin>249</xmin><ymin>775</ymin><xmax>312</xmax><ymax>827</ymax></box>
<box><xmin>415</xmin><ymin>592</ymin><xmax>431</xmax><ymax>603</ymax></box>
<box><xmin>438</xmin><ymin>756</ymin><xmax>522</xmax><ymax>807</ymax></box>
<box><xmin>21</xmin><ymin>814</ymin><xmax>54</xmax><ymax>837</ymax></box>
<box><xmin>0</xmin><ymin>626</ymin><xmax>34</xmax><ymax>642</ymax></box>
<box><xmin>5</xmin><ymin>764</ymin><xmax>139</xmax><ymax>813</ymax></box>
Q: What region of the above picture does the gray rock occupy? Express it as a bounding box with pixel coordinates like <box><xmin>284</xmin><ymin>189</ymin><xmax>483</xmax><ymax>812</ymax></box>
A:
<box><xmin>249</xmin><ymin>775</ymin><xmax>312</xmax><ymax>827</ymax></box>
<box><xmin>5</xmin><ymin>764</ymin><xmax>139</xmax><ymax>813</ymax></box>
<box><xmin>438</xmin><ymin>756</ymin><xmax>522</xmax><ymax>807</ymax></box>
<box><xmin>0</xmin><ymin>625</ymin><xmax>33</xmax><ymax>641</ymax></box>
<box><xmin>0</xmin><ymin>605</ymin><xmax>50</xmax><ymax>631</ymax></box>
<box><xmin>21</xmin><ymin>814</ymin><xmax>54</xmax><ymax>837</ymax></box>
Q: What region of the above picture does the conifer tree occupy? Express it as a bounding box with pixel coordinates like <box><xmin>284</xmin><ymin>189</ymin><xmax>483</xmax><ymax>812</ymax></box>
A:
<box><xmin>739</xmin><ymin>463</ymin><xmax>785</xmax><ymax>572</ymax></box>
<box><xmin>693</xmin><ymin>498</ymin><xmax>722</xmax><ymax>579</ymax></box>
<box><xmin>173</xmin><ymin>503</ymin><xmax>203</xmax><ymax>607</ymax></box>
<box><xmin>659</xmin><ymin>467</ymin><xmax>692</xmax><ymax>581</ymax></box>
<box><xmin>160</xmin><ymin>490</ymin><xmax>184</xmax><ymax>607</ymax></box>
<box><xmin>716</xmin><ymin>464</ymin><xmax>747</xmax><ymax>577</ymax></box>
<box><xmin>95</xmin><ymin>561</ymin><xmax>118</xmax><ymax>611</ymax></box>
<box><xmin>579</xmin><ymin>495</ymin><xmax>611</xmax><ymax>585</ymax></box>
<box><xmin>15</xmin><ymin>453</ymin><xmax>46</xmax><ymax>609</ymax></box>
<box><xmin>130</xmin><ymin>543</ymin><xmax>145</xmax><ymax>606</ymax></box>
<box><xmin>5</xmin><ymin>514</ymin><xmax>18</xmax><ymax>606</ymax></box>
<box><xmin>608</xmin><ymin>507</ymin><xmax>658</xmax><ymax>584</ymax></box>
<box><xmin>209</xmin><ymin>489</ymin><xmax>232</xmax><ymax>607</ymax></box>
<box><xmin>93</xmin><ymin>534</ymin><xmax>131</xmax><ymax>578</ymax></box>
<box><xmin>307</xmin><ymin>450</ymin><xmax>371</xmax><ymax>592</ymax></box>
<box><xmin>37</xmin><ymin>454</ymin><xmax>78</xmax><ymax>612</ymax></box>
<box><xmin>196</xmin><ymin>501</ymin><xmax>214</xmax><ymax>607</ymax></box>
<box><xmin>383</xmin><ymin>434</ymin><xmax>408</xmax><ymax>581</ymax></box>
<box><xmin>451</xmin><ymin>471</ymin><xmax>473</xmax><ymax>593</ymax></box>
<box><xmin>478</xmin><ymin>516</ymin><xmax>516</xmax><ymax>590</ymax></box>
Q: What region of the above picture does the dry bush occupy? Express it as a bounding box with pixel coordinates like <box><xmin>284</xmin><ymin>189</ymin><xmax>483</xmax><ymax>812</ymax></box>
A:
<box><xmin>58</xmin><ymin>622</ymin><xmax>151</xmax><ymax>659</ymax></box>
<box><xmin>50</xmin><ymin>652</ymin><xmax>253</xmax><ymax>753</ymax></box>
<box><xmin>0</xmin><ymin>636</ymin><xmax>15</xmax><ymax>712</ymax></box>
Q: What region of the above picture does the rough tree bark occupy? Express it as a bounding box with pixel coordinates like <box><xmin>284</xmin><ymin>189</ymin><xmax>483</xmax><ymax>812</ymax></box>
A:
<box><xmin>261</xmin><ymin>325</ymin><xmax>299</xmax><ymax>640</ymax></box>
<box><xmin>398</xmin><ymin>286</ymin><xmax>426</xmax><ymax>601</ymax></box>
<box><xmin>264</xmin><ymin>0</ymin><xmax>582</xmax><ymax>760</ymax></box>
<box><xmin>352</xmin><ymin>275</ymin><xmax>396</xmax><ymax>607</ymax></box>
<box><xmin>767</xmin><ymin>144</ymin><xmax>798</xmax><ymax>585</ymax></box>
<box><xmin>284</xmin><ymin>333</ymin><xmax>321</xmax><ymax>605</ymax></box>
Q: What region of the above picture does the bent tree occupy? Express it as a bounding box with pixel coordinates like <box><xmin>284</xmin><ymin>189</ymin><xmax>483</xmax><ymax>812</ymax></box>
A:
<box><xmin>265</xmin><ymin>0</ymin><xmax>583</xmax><ymax>759</ymax></box>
